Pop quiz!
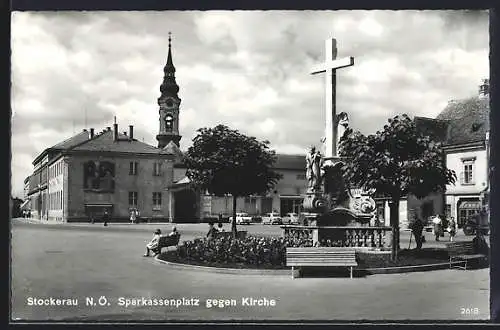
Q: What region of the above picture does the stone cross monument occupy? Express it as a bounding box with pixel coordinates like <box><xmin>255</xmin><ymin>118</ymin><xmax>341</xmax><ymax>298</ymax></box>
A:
<box><xmin>311</xmin><ymin>38</ymin><xmax>354</xmax><ymax>162</ymax></box>
<box><xmin>303</xmin><ymin>38</ymin><xmax>354</xmax><ymax>213</ymax></box>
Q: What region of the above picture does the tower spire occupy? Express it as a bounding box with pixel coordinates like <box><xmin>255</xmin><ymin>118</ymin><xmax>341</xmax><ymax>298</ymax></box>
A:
<box><xmin>156</xmin><ymin>32</ymin><xmax>182</xmax><ymax>149</ymax></box>
<box><xmin>159</xmin><ymin>32</ymin><xmax>179</xmax><ymax>101</ymax></box>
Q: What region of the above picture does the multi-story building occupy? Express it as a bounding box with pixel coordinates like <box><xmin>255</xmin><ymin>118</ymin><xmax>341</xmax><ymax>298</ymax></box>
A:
<box><xmin>170</xmin><ymin>154</ymin><xmax>306</xmax><ymax>222</ymax></box>
<box><xmin>410</xmin><ymin>79</ymin><xmax>490</xmax><ymax>228</ymax></box>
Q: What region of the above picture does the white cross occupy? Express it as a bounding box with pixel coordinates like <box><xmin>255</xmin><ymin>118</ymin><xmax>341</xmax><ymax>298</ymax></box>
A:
<box><xmin>311</xmin><ymin>38</ymin><xmax>354</xmax><ymax>159</ymax></box>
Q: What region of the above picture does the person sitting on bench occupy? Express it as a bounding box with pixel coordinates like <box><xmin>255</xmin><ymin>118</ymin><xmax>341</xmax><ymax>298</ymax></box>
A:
<box><xmin>168</xmin><ymin>226</ymin><xmax>179</xmax><ymax>238</ymax></box>
<box><xmin>143</xmin><ymin>229</ymin><xmax>162</xmax><ymax>257</ymax></box>
<box><xmin>206</xmin><ymin>222</ymin><xmax>219</xmax><ymax>240</ymax></box>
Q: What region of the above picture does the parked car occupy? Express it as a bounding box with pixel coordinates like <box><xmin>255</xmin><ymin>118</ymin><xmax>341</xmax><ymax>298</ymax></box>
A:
<box><xmin>463</xmin><ymin>211</ymin><xmax>489</xmax><ymax>236</ymax></box>
<box><xmin>201</xmin><ymin>214</ymin><xmax>231</xmax><ymax>223</ymax></box>
<box><xmin>251</xmin><ymin>215</ymin><xmax>262</xmax><ymax>223</ymax></box>
<box><xmin>262</xmin><ymin>212</ymin><xmax>282</xmax><ymax>225</ymax></box>
<box><xmin>282</xmin><ymin>212</ymin><xmax>300</xmax><ymax>224</ymax></box>
<box><xmin>229</xmin><ymin>212</ymin><xmax>253</xmax><ymax>225</ymax></box>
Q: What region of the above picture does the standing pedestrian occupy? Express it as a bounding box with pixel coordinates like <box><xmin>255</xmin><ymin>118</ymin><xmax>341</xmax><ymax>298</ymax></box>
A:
<box><xmin>103</xmin><ymin>209</ymin><xmax>109</xmax><ymax>226</ymax></box>
<box><xmin>432</xmin><ymin>215</ymin><xmax>442</xmax><ymax>241</ymax></box>
<box><xmin>130</xmin><ymin>209</ymin><xmax>137</xmax><ymax>224</ymax></box>
<box><xmin>410</xmin><ymin>217</ymin><xmax>424</xmax><ymax>250</ymax></box>
<box><xmin>448</xmin><ymin>217</ymin><xmax>456</xmax><ymax>242</ymax></box>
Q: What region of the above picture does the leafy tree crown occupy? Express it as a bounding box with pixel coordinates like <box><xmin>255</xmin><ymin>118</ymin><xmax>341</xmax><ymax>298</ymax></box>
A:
<box><xmin>339</xmin><ymin>114</ymin><xmax>457</xmax><ymax>200</ymax></box>
<box><xmin>184</xmin><ymin>125</ymin><xmax>283</xmax><ymax>197</ymax></box>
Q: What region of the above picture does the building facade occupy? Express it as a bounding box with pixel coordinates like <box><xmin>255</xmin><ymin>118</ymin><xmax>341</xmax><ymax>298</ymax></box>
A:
<box><xmin>25</xmin><ymin>126</ymin><xmax>180</xmax><ymax>222</ymax></box>
<box><xmin>410</xmin><ymin>79</ymin><xmax>490</xmax><ymax>228</ymax></box>
<box><xmin>169</xmin><ymin>154</ymin><xmax>308</xmax><ymax>222</ymax></box>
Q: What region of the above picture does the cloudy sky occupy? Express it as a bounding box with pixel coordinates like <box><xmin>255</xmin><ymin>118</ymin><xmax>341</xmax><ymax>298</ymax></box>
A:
<box><xmin>10</xmin><ymin>10</ymin><xmax>488</xmax><ymax>198</ymax></box>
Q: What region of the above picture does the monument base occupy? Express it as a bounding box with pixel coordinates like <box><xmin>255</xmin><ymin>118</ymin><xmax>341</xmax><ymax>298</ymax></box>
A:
<box><xmin>302</xmin><ymin>192</ymin><xmax>326</xmax><ymax>213</ymax></box>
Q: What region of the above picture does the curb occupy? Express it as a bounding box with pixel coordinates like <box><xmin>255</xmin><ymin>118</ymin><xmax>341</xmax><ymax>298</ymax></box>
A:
<box><xmin>360</xmin><ymin>262</ymin><xmax>453</xmax><ymax>274</ymax></box>
<box><xmin>154</xmin><ymin>257</ymin><xmax>478</xmax><ymax>276</ymax></box>
<box><xmin>154</xmin><ymin>256</ymin><xmax>290</xmax><ymax>276</ymax></box>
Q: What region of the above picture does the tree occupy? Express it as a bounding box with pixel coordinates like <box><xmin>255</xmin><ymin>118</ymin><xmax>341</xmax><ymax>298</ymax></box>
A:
<box><xmin>184</xmin><ymin>125</ymin><xmax>283</xmax><ymax>237</ymax></box>
<box><xmin>339</xmin><ymin>114</ymin><xmax>456</xmax><ymax>259</ymax></box>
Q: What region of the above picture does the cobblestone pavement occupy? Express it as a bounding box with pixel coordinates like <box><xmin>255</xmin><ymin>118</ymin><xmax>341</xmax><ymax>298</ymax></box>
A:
<box><xmin>11</xmin><ymin>219</ymin><xmax>489</xmax><ymax>322</ymax></box>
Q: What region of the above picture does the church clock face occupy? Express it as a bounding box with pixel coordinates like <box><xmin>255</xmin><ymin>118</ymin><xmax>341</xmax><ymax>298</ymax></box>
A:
<box><xmin>165</xmin><ymin>98</ymin><xmax>174</xmax><ymax>108</ymax></box>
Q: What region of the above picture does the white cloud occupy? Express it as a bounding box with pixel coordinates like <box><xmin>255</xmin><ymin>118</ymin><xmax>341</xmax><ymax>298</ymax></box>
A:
<box><xmin>259</xmin><ymin>118</ymin><xmax>276</xmax><ymax>133</ymax></box>
<box><xmin>359</xmin><ymin>17</ymin><xmax>384</xmax><ymax>37</ymax></box>
<box><xmin>9</xmin><ymin>10</ymin><xmax>489</xmax><ymax>198</ymax></box>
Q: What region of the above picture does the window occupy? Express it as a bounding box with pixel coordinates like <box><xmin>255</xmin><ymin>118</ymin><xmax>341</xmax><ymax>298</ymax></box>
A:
<box><xmin>296</xmin><ymin>174</ymin><xmax>306</xmax><ymax>180</ymax></box>
<box><xmin>460</xmin><ymin>157</ymin><xmax>475</xmax><ymax>185</ymax></box>
<box><xmin>153</xmin><ymin>162</ymin><xmax>162</xmax><ymax>176</ymax></box>
<box><xmin>129</xmin><ymin>191</ymin><xmax>138</xmax><ymax>206</ymax></box>
<box><xmin>461</xmin><ymin>163</ymin><xmax>474</xmax><ymax>184</ymax></box>
<box><xmin>153</xmin><ymin>192</ymin><xmax>162</xmax><ymax>208</ymax></box>
<box><xmin>445</xmin><ymin>204</ymin><xmax>451</xmax><ymax>218</ymax></box>
<box><xmin>129</xmin><ymin>162</ymin><xmax>138</xmax><ymax>175</ymax></box>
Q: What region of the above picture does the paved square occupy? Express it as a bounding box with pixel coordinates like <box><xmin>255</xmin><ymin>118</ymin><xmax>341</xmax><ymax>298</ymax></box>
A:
<box><xmin>11</xmin><ymin>220</ymin><xmax>489</xmax><ymax>321</ymax></box>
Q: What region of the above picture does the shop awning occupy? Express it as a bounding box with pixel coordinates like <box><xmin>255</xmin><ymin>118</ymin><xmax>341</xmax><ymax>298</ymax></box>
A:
<box><xmin>460</xmin><ymin>201</ymin><xmax>481</xmax><ymax>209</ymax></box>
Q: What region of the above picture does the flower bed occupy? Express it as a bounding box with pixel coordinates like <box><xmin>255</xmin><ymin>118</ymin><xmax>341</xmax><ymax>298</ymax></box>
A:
<box><xmin>357</xmin><ymin>248</ymin><xmax>449</xmax><ymax>269</ymax></box>
<box><xmin>158</xmin><ymin>236</ymin><xmax>459</xmax><ymax>271</ymax></box>
<box><xmin>158</xmin><ymin>235</ymin><xmax>312</xmax><ymax>269</ymax></box>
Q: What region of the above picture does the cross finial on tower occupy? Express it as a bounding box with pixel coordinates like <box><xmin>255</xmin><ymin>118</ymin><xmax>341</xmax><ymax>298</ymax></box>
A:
<box><xmin>168</xmin><ymin>32</ymin><xmax>172</xmax><ymax>47</ymax></box>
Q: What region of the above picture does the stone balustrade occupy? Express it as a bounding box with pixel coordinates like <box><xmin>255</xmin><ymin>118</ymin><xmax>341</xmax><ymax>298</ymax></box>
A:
<box><xmin>282</xmin><ymin>225</ymin><xmax>392</xmax><ymax>249</ymax></box>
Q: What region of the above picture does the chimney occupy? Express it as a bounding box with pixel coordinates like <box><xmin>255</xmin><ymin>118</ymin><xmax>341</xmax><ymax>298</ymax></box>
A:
<box><xmin>89</xmin><ymin>128</ymin><xmax>95</xmax><ymax>139</ymax></box>
<box><xmin>113</xmin><ymin>123</ymin><xmax>118</xmax><ymax>141</ymax></box>
<box><xmin>479</xmin><ymin>79</ymin><xmax>489</xmax><ymax>97</ymax></box>
<box><xmin>129</xmin><ymin>125</ymin><xmax>134</xmax><ymax>140</ymax></box>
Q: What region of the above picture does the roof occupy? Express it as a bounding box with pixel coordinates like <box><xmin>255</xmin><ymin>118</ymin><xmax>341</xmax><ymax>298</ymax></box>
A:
<box><xmin>51</xmin><ymin>130</ymin><xmax>91</xmax><ymax>150</ymax></box>
<box><xmin>33</xmin><ymin>130</ymin><xmax>91</xmax><ymax>164</ymax></box>
<box><xmin>33</xmin><ymin>128</ymin><xmax>179</xmax><ymax>166</ymax></box>
<box><xmin>414</xmin><ymin>116</ymin><xmax>449</xmax><ymax>143</ymax></box>
<box><xmin>70</xmin><ymin>130</ymin><xmax>167</xmax><ymax>155</ymax></box>
<box><xmin>436</xmin><ymin>96</ymin><xmax>489</xmax><ymax>146</ymax></box>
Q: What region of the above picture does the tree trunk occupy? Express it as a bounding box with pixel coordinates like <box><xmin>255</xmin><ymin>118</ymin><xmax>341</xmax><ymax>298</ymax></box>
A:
<box><xmin>232</xmin><ymin>195</ymin><xmax>237</xmax><ymax>238</ymax></box>
<box><xmin>389</xmin><ymin>199</ymin><xmax>400</xmax><ymax>261</ymax></box>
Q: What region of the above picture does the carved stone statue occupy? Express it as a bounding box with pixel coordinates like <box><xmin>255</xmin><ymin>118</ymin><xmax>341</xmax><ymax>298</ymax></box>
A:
<box><xmin>306</xmin><ymin>146</ymin><xmax>315</xmax><ymax>189</ymax></box>
<box><xmin>306</xmin><ymin>146</ymin><xmax>324</xmax><ymax>191</ymax></box>
<box><xmin>336</xmin><ymin>112</ymin><xmax>349</xmax><ymax>154</ymax></box>
<box><xmin>312</xmin><ymin>150</ymin><xmax>323</xmax><ymax>189</ymax></box>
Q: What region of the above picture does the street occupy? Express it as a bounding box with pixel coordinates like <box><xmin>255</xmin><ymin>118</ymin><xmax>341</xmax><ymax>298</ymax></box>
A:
<box><xmin>11</xmin><ymin>219</ymin><xmax>489</xmax><ymax>321</ymax></box>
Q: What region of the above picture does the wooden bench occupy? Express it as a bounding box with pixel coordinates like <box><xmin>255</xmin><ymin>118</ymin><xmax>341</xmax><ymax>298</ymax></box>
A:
<box><xmin>286</xmin><ymin>247</ymin><xmax>358</xmax><ymax>279</ymax></box>
<box><xmin>155</xmin><ymin>234</ymin><xmax>181</xmax><ymax>254</ymax></box>
<box><xmin>446</xmin><ymin>241</ymin><xmax>486</xmax><ymax>270</ymax></box>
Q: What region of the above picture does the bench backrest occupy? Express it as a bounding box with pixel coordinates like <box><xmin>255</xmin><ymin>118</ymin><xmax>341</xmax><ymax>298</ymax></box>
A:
<box><xmin>159</xmin><ymin>234</ymin><xmax>180</xmax><ymax>246</ymax></box>
<box><xmin>446</xmin><ymin>242</ymin><xmax>474</xmax><ymax>256</ymax></box>
<box><xmin>214</xmin><ymin>231</ymin><xmax>248</xmax><ymax>239</ymax></box>
<box><xmin>286</xmin><ymin>247</ymin><xmax>357</xmax><ymax>266</ymax></box>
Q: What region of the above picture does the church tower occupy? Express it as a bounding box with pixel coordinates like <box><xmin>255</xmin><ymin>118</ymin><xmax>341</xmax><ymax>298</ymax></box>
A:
<box><xmin>156</xmin><ymin>32</ymin><xmax>182</xmax><ymax>148</ymax></box>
